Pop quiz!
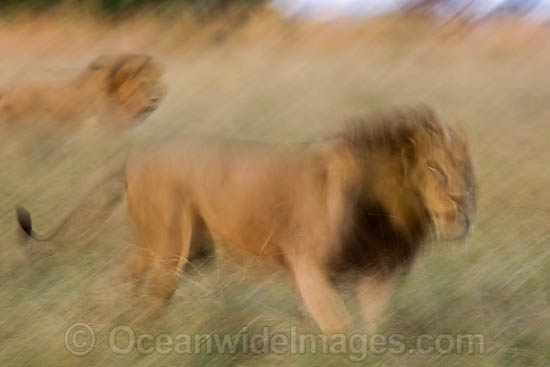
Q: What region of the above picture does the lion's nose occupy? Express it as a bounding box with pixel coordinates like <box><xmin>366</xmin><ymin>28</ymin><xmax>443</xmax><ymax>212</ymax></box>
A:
<box><xmin>464</xmin><ymin>213</ymin><xmax>470</xmax><ymax>233</ymax></box>
<box><xmin>449</xmin><ymin>192</ymin><xmax>465</xmax><ymax>203</ymax></box>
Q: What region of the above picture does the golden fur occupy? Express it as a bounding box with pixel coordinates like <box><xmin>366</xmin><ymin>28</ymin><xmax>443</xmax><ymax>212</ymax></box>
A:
<box><xmin>16</xmin><ymin>106</ymin><xmax>476</xmax><ymax>333</ymax></box>
<box><xmin>0</xmin><ymin>54</ymin><xmax>165</xmax><ymax>129</ymax></box>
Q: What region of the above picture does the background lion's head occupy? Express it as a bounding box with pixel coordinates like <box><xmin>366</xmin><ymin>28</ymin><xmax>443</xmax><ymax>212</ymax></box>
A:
<box><xmin>88</xmin><ymin>53</ymin><xmax>166</xmax><ymax>127</ymax></box>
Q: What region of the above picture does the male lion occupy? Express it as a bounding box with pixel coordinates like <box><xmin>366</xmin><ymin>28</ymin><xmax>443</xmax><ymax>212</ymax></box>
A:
<box><xmin>16</xmin><ymin>106</ymin><xmax>476</xmax><ymax>333</ymax></box>
<box><xmin>0</xmin><ymin>53</ymin><xmax>166</xmax><ymax>129</ymax></box>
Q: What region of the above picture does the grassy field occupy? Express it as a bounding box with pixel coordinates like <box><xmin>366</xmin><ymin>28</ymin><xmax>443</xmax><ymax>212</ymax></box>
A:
<box><xmin>1</xmin><ymin>14</ymin><xmax>549</xmax><ymax>366</ymax></box>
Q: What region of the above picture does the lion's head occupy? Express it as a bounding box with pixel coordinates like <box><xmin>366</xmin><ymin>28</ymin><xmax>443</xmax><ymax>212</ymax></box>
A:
<box><xmin>379</xmin><ymin>107</ymin><xmax>476</xmax><ymax>242</ymax></box>
<box><xmin>85</xmin><ymin>53</ymin><xmax>167</xmax><ymax>126</ymax></box>
<box><xmin>408</xmin><ymin>112</ymin><xmax>476</xmax><ymax>241</ymax></box>
<box><xmin>345</xmin><ymin>106</ymin><xmax>476</xmax><ymax>247</ymax></box>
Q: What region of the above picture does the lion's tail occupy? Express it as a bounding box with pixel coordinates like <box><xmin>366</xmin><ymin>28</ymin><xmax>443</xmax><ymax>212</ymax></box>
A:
<box><xmin>16</xmin><ymin>159</ymin><xmax>126</xmax><ymax>242</ymax></box>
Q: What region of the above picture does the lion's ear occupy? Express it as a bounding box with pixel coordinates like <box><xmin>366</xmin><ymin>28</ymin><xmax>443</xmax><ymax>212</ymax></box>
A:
<box><xmin>108</xmin><ymin>54</ymin><xmax>152</xmax><ymax>93</ymax></box>
<box><xmin>414</xmin><ymin>104</ymin><xmax>445</xmax><ymax>136</ymax></box>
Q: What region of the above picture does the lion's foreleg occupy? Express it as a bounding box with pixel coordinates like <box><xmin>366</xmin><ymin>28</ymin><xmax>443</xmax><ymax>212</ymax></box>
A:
<box><xmin>288</xmin><ymin>256</ymin><xmax>351</xmax><ymax>334</ymax></box>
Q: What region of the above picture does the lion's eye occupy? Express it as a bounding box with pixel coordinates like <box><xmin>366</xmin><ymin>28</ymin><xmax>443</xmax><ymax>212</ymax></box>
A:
<box><xmin>427</xmin><ymin>162</ymin><xmax>448</xmax><ymax>185</ymax></box>
<box><xmin>427</xmin><ymin>162</ymin><xmax>439</xmax><ymax>173</ymax></box>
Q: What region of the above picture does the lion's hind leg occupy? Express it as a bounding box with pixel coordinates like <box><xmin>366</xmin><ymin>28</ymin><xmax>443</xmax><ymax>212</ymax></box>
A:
<box><xmin>145</xmin><ymin>204</ymin><xmax>195</xmax><ymax>303</ymax></box>
<box><xmin>125</xmin><ymin>245</ymin><xmax>153</xmax><ymax>295</ymax></box>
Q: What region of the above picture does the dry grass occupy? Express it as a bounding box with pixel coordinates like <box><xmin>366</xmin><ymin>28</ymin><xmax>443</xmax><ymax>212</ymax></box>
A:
<box><xmin>1</xmin><ymin>13</ymin><xmax>549</xmax><ymax>366</ymax></box>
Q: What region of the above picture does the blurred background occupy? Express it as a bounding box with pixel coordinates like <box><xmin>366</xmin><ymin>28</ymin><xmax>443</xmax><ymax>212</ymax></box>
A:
<box><xmin>1</xmin><ymin>0</ymin><xmax>549</xmax><ymax>366</ymax></box>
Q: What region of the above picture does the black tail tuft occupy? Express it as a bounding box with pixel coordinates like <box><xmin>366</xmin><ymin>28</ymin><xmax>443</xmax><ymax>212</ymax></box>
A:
<box><xmin>16</xmin><ymin>206</ymin><xmax>33</xmax><ymax>237</ymax></box>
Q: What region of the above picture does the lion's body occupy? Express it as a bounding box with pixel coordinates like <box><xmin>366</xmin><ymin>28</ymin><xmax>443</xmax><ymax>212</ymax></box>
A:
<box><xmin>0</xmin><ymin>77</ymin><xmax>103</xmax><ymax>125</ymax></box>
<box><xmin>126</xmin><ymin>138</ymin><xmax>351</xmax><ymax>264</ymax></box>
<box><xmin>0</xmin><ymin>54</ymin><xmax>165</xmax><ymax>129</ymax></box>
<box><xmin>17</xmin><ymin>106</ymin><xmax>476</xmax><ymax>333</ymax></box>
